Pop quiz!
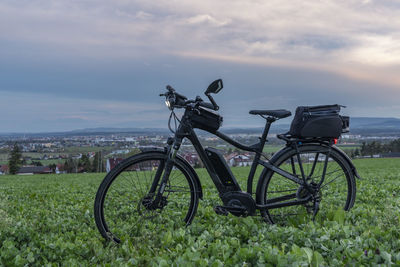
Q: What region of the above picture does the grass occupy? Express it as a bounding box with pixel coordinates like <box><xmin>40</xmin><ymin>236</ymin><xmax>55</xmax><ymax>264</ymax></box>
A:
<box><xmin>263</xmin><ymin>145</ymin><xmax>287</xmax><ymax>154</ymax></box>
<box><xmin>0</xmin><ymin>158</ymin><xmax>399</xmax><ymax>266</ymax></box>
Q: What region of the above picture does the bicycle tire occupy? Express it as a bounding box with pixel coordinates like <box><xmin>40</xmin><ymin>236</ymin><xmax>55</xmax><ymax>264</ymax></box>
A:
<box><xmin>256</xmin><ymin>144</ymin><xmax>356</xmax><ymax>225</ymax></box>
<box><xmin>94</xmin><ymin>151</ymin><xmax>200</xmax><ymax>243</ymax></box>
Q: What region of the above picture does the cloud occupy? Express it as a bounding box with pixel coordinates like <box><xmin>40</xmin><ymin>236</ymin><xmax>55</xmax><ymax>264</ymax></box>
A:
<box><xmin>187</xmin><ymin>14</ymin><xmax>230</xmax><ymax>27</ymax></box>
<box><xmin>1</xmin><ymin>0</ymin><xmax>400</xmax><ymax>132</ymax></box>
<box><xmin>1</xmin><ymin>1</ymin><xmax>398</xmax><ymax>59</ymax></box>
<box><xmin>1</xmin><ymin>0</ymin><xmax>399</xmax><ymax>83</ymax></box>
<box><xmin>342</xmin><ymin>35</ymin><xmax>400</xmax><ymax>66</ymax></box>
<box><xmin>175</xmin><ymin>51</ymin><xmax>400</xmax><ymax>89</ymax></box>
<box><xmin>0</xmin><ymin>91</ymin><xmax>167</xmax><ymax>132</ymax></box>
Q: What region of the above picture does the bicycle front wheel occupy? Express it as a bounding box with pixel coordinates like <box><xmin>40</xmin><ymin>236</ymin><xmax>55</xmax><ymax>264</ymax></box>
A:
<box><xmin>256</xmin><ymin>144</ymin><xmax>356</xmax><ymax>225</ymax></box>
<box><xmin>94</xmin><ymin>151</ymin><xmax>200</xmax><ymax>243</ymax></box>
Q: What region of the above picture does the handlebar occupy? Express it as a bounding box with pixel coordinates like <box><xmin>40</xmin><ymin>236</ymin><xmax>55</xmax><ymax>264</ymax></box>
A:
<box><xmin>198</xmin><ymin>101</ymin><xmax>214</xmax><ymax>109</ymax></box>
<box><xmin>160</xmin><ymin>85</ymin><xmax>217</xmax><ymax>111</ymax></box>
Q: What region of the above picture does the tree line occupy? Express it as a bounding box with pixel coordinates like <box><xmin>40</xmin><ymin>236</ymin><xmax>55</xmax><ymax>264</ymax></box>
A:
<box><xmin>356</xmin><ymin>139</ymin><xmax>400</xmax><ymax>157</ymax></box>
<box><xmin>63</xmin><ymin>152</ymin><xmax>106</xmax><ymax>173</ymax></box>
<box><xmin>7</xmin><ymin>143</ymin><xmax>142</xmax><ymax>174</ymax></box>
<box><xmin>7</xmin><ymin>143</ymin><xmax>107</xmax><ymax>174</ymax></box>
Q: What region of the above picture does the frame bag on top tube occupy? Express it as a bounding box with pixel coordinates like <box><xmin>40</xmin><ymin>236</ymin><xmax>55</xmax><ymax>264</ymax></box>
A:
<box><xmin>191</xmin><ymin>107</ymin><xmax>223</xmax><ymax>132</ymax></box>
<box><xmin>289</xmin><ymin>104</ymin><xmax>349</xmax><ymax>139</ymax></box>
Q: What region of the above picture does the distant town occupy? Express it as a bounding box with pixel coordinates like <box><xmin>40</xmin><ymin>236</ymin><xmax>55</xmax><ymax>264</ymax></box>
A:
<box><xmin>2</xmin><ymin>118</ymin><xmax>400</xmax><ymax>175</ymax></box>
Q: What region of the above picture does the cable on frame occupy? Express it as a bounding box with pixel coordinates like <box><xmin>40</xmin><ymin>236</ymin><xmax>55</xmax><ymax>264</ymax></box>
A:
<box><xmin>168</xmin><ymin>110</ymin><xmax>181</xmax><ymax>134</ymax></box>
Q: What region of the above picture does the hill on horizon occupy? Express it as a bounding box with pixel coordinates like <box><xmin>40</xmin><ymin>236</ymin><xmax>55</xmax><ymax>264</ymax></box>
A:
<box><xmin>1</xmin><ymin>117</ymin><xmax>400</xmax><ymax>137</ymax></box>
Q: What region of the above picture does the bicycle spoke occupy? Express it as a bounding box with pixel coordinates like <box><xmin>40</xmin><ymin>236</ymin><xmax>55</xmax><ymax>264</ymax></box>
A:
<box><xmin>96</xmin><ymin>154</ymin><xmax>198</xmax><ymax>243</ymax></box>
<box><xmin>261</xmin><ymin>145</ymin><xmax>355</xmax><ymax>225</ymax></box>
<box><xmin>320</xmin><ymin>172</ymin><xmax>346</xmax><ymax>189</ymax></box>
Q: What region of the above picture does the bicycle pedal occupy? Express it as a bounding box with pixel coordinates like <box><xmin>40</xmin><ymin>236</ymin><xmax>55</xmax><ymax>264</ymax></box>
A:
<box><xmin>214</xmin><ymin>206</ymin><xmax>229</xmax><ymax>216</ymax></box>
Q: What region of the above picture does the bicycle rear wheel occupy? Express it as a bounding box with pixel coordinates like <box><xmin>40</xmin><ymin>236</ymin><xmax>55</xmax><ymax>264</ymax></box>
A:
<box><xmin>256</xmin><ymin>144</ymin><xmax>356</xmax><ymax>225</ymax></box>
<box><xmin>94</xmin><ymin>151</ymin><xmax>199</xmax><ymax>243</ymax></box>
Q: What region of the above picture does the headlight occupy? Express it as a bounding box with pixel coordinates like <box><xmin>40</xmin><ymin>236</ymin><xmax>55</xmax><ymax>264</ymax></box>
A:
<box><xmin>165</xmin><ymin>100</ymin><xmax>172</xmax><ymax>110</ymax></box>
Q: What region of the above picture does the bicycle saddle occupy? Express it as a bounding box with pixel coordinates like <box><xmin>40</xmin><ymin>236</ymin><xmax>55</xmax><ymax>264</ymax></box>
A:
<box><xmin>249</xmin><ymin>109</ymin><xmax>291</xmax><ymax>119</ymax></box>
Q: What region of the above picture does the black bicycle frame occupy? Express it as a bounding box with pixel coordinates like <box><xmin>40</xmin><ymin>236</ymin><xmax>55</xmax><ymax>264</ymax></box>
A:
<box><xmin>152</xmin><ymin>108</ymin><xmax>332</xmax><ymax>211</ymax></box>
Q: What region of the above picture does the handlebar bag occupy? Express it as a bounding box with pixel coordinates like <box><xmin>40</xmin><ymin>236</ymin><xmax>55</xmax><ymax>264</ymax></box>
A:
<box><xmin>191</xmin><ymin>107</ymin><xmax>223</xmax><ymax>132</ymax></box>
<box><xmin>289</xmin><ymin>105</ymin><xmax>348</xmax><ymax>138</ymax></box>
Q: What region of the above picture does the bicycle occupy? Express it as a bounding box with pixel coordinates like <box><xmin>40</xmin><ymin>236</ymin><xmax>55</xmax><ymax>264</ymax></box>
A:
<box><xmin>94</xmin><ymin>79</ymin><xmax>359</xmax><ymax>243</ymax></box>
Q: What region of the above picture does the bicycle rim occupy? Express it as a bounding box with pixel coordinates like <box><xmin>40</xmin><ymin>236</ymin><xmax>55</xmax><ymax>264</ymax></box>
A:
<box><xmin>96</xmin><ymin>153</ymin><xmax>197</xmax><ymax>242</ymax></box>
<box><xmin>260</xmin><ymin>145</ymin><xmax>355</xmax><ymax>225</ymax></box>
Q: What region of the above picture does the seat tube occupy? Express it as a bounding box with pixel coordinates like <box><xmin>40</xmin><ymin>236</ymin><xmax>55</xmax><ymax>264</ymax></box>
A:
<box><xmin>260</xmin><ymin>118</ymin><xmax>274</xmax><ymax>147</ymax></box>
<box><xmin>247</xmin><ymin>119</ymin><xmax>273</xmax><ymax>194</ymax></box>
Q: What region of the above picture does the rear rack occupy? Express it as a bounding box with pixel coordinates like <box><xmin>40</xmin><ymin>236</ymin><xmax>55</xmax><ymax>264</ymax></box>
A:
<box><xmin>277</xmin><ymin>133</ymin><xmax>336</xmax><ymax>146</ymax></box>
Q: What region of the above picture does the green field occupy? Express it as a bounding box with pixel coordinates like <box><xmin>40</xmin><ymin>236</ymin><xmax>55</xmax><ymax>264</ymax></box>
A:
<box><xmin>0</xmin><ymin>146</ymin><xmax>115</xmax><ymax>165</ymax></box>
<box><xmin>262</xmin><ymin>145</ymin><xmax>285</xmax><ymax>154</ymax></box>
<box><xmin>63</xmin><ymin>146</ymin><xmax>114</xmax><ymax>154</ymax></box>
<box><xmin>0</xmin><ymin>158</ymin><xmax>399</xmax><ymax>266</ymax></box>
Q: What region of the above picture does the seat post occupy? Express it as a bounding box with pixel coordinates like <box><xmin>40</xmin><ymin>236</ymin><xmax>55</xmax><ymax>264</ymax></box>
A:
<box><xmin>258</xmin><ymin>117</ymin><xmax>275</xmax><ymax>151</ymax></box>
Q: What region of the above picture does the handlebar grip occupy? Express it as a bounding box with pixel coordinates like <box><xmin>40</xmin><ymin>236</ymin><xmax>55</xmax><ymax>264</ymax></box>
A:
<box><xmin>198</xmin><ymin>101</ymin><xmax>215</xmax><ymax>110</ymax></box>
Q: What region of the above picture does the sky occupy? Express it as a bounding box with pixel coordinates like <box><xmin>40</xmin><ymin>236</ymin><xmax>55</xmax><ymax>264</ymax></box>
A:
<box><xmin>1</xmin><ymin>0</ymin><xmax>400</xmax><ymax>132</ymax></box>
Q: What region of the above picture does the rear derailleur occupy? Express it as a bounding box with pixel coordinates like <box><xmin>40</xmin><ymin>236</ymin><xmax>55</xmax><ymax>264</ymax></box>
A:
<box><xmin>297</xmin><ymin>182</ymin><xmax>322</xmax><ymax>220</ymax></box>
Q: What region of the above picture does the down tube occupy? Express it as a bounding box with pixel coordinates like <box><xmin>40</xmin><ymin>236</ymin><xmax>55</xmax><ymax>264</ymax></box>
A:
<box><xmin>187</xmin><ymin>130</ymin><xmax>236</xmax><ymax>194</ymax></box>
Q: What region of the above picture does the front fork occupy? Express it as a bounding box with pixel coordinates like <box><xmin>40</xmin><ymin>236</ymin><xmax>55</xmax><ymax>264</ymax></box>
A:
<box><xmin>147</xmin><ymin>137</ymin><xmax>182</xmax><ymax>209</ymax></box>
